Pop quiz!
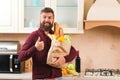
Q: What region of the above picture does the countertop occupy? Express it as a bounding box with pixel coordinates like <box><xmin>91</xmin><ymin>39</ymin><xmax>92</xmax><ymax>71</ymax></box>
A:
<box><xmin>0</xmin><ymin>72</ymin><xmax>32</xmax><ymax>80</ymax></box>
<box><xmin>0</xmin><ymin>72</ymin><xmax>120</xmax><ymax>80</ymax></box>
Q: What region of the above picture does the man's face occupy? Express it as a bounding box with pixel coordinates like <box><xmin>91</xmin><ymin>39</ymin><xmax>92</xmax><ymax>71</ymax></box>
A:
<box><xmin>40</xmin><ymin>12</ymin><xmax>54</xmax><ymax>31</ymax></box>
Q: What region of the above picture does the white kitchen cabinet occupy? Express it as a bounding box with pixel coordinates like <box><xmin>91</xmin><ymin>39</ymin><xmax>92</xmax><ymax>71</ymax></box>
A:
<box><xmin>51</xmin><ymin>0</ymin><xmax>84</xmax><ymax>34</ymax></box>
<box><xmin>19</xmin><ymin>0</ymin><xmax>84</xmax><ymax>33</ymax></box>
<box><xmin>19</xmin><ymin>0</ymin><xmax>48</xmax><ymax>33</ymax></box>
<box><xmin>0</xmin><ymin>0</ymin><xmax>18</xmax><ymax>33</ymax></box>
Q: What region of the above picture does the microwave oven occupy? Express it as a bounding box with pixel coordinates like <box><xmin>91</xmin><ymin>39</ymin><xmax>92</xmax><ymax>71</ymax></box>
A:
<box><xmin>0</xmin><ymin>54</ymin><xmax>21</xmax><ymax>73</ymax></box>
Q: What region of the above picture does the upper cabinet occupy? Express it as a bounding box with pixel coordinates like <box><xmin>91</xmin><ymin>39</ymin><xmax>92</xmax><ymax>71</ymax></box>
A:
<box><xmin>19</xmin><ymin>0</ymin><xmax>84</xmax><ymax>34</ymax></box>
<box><xmin>19</xmin><ymin>0</ymin><xmax>46</xmax><ymax>33</ymax></box>
<box><xmin>51</xmin><ymin>0</ymin><xmax>84</xmax><ymax>34</ymax></box>
<box><xmin>0</xmin><ymin>0</ymin><xmax>18</xmax><ymax>33</ymax></box>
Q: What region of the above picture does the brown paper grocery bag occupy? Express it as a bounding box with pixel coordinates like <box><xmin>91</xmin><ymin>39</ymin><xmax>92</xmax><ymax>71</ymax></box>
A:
<box><xmin>47</xmin><ymin>39</ymin><xmax>71</xmax><ymax>68</ymax></box>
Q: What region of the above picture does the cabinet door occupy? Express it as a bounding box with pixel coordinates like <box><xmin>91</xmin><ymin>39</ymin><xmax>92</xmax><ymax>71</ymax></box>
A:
<box><xmin>51</xmin><ymin>0</ymin><xmax>84</xmax><ymax>34</ymax></box>
<box><xmin>19</xmin><ymin>0</ymin><xmax>50</xmax><ymax>33</ymax></box>
<box><xmin>0</xmin><ymin>0</ymin><xmax>18</xmax><ymax>33</ymax></box>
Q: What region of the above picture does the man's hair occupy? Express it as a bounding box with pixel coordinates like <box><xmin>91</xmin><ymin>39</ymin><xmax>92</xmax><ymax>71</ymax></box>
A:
<box><xmin>40</xmin><ymin>7</ymin><xmax>54</xmax><ymax>17</ymax></box>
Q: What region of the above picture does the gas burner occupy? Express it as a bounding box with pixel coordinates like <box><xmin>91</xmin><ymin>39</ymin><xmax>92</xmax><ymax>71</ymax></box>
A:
<box><xmin>85</xmin><ymin>69</ymin><xmax>120</xmax><ymax>77</ymax></box>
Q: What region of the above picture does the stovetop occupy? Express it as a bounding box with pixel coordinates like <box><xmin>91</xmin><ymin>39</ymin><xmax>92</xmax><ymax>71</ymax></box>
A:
<box><xmin>85</xmin><ymin>68</ymin><xmax>120</xmax><ymax>77</ymax></box>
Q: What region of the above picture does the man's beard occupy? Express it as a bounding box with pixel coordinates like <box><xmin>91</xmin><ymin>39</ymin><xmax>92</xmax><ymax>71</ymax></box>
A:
<box><xmin>40</xmin><ymin>21</ymin><xmax>53</xmax><ymax>32</ymax></box>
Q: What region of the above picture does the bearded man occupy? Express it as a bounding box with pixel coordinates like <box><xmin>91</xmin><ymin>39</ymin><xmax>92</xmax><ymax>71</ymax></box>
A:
<box><xmin>18</xmin><ymin>7</ymin><xmax>77</xmax><ymax>80</ymax></box>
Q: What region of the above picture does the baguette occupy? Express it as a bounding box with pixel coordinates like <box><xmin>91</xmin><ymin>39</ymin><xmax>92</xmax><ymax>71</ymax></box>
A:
<box><xmin>59</xmin><ymin>27</ymin><xmax>64</xmax><ymax>37</ymax></box>
<box><xmin>54</xmin><ymin>22</ymin><xmax>64</xmax><ymax>38</ymax></box>
<box><xmin>54</xmin><ymin>22</ymin><xmax>60</xmax><ymax>38</ymax></box>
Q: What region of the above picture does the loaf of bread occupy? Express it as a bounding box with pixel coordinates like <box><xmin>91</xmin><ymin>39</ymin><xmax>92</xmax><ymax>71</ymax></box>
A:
<box><xmin>54</xmin><ymin>22</ymin><xmax>64</xmax><ymax>38</ymax></box>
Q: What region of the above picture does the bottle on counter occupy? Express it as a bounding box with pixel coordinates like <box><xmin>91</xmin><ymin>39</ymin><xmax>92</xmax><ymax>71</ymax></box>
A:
<box><xmin>75</xmin><ymin>50</ymin><xmax>81</xmax><ymax>73</ymax></box>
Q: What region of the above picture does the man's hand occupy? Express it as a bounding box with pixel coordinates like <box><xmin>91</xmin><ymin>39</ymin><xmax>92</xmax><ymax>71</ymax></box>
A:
<box><xmin>35</xmin><ymin>37</ymin><xmax>44</xmax><ymax>51</ymax></box>
<box><xmin>52</xmin><ymin>54</ymin><xmax>66</xmax><ymax>67</ymax></box>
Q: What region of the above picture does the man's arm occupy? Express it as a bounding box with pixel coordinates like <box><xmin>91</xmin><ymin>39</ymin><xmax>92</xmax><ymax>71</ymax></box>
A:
<box><xmin>52</xmin><ymin>46</ymin><xmax>77</xmax><ymax>67</ymax></box>
<box><xmin>64</xmin><ymin>46</ymin><xmax>77</xmax><ymax>63</ymax></box>
<box><xmin>18</xmin><ymin>33</ymin><xmax>38</xmax><ymax>62</ymax></box>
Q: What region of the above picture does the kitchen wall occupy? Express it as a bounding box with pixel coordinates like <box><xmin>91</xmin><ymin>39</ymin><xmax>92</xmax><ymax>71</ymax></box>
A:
<box><xmin>0</xmin><ymin>0</ymin><xmax>120</xmax><ymax>72</ymax></box>
<box><xmin>71</xmin><ymin>27</ymin><xmax>120</xmax><ymax>72</ymax></box>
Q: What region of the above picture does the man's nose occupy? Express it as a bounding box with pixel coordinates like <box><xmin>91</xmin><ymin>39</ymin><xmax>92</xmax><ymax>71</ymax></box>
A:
<box><xmin>45</xmin><ymin>17</ymin><xmax>49</xmax><ymax>22</ymax></box>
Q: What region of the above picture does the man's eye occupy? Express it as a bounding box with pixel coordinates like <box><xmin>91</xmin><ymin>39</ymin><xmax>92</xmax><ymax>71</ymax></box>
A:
<box><xmin>49</xmin><ymin>17</ymin><xmax>53</xmax><ymax>19</ymax></box>
<box><xmin>43</xmin><ymin>16</ymin><xmax>46</xmax><ymax>18</ymax></box>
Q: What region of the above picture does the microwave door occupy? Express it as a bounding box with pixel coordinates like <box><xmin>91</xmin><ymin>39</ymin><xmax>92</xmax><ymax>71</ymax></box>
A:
<box><xmin>0</xmin><ymin>55</ymin><xmax>10</xmax><ymax>72</ymax></box>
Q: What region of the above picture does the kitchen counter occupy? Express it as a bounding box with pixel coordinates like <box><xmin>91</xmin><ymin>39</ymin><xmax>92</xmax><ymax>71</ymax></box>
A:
<box><xmin>0</xmin><ymin>72</ymin><xmax>32</xmax><ymax>80</ymax></box>
<box><xmin>63</xmin><ymin>74</ymin><xmax>120</xmax><ymax>80</ymax></box>
<box><xmin>0</xmin><ymin>72</ymin><xmax>120</xmax><ymax>80</ymax></box>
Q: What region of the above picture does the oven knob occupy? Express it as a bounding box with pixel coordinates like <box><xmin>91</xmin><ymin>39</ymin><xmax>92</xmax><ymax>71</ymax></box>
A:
<box><xmin>15</xmin><ymin>65</ymin><xmax>18</xmax><ymax>68</ymax></box>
